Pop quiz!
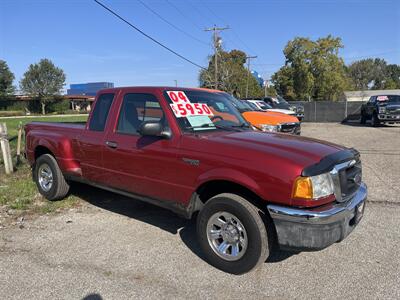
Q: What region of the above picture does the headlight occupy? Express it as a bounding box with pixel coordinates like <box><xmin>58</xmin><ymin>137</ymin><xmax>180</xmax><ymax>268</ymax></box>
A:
<box><xmin>379</xmin><ymin>107</ymin><xmax>386</xmax><ymax>113</ymax></box>
<box><xmin>259</xmin><ymin>124</ymin><xmax>280</xmax><ymax>132</ymax></box>
<box><xmin>292</xmin><ymin>173</ymin><xmax>334</xmax><ymax>200</ymax></box>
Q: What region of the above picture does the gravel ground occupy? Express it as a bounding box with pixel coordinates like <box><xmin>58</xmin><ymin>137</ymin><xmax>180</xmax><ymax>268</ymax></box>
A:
<box><xmin>1</xmin><ymin>123</ymin><xmax>399</xmax><ymax>299</ymax></box>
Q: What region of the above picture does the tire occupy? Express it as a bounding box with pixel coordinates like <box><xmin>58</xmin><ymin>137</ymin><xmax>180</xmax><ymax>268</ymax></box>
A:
<box><xmin>197</xmin><ymin>193</ymin><xmax>269</xmax><ymax>274</ymax></box>
<box><xmin>372</xmin><ymin>113</ymin><xmax>380</xmax><ymax>127</ymax></box>
<box><xmin>34</xmin><ymin>154</ymin><xmax>70</xmax><ymax>201</ymax></box>
<box><xmin>360</xmin><ymin>112</ymin><xmax>366</xmax><ymax>124</ymax></box>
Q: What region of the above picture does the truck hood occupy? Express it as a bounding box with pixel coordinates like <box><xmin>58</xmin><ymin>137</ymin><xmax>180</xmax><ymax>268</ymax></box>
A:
<box><xmin>267</xmin><ymin>108</ymin><xmax>296</xmax><ymax>115</ymax></box>
<box><xmin>189</xmin><ymin>130</ymin><xmax>346</xmax><ymax>173</ymax></box>
<box><xmin>242</xmin><ymin>111</ymin><xmax>299</xmax><ymax>126</ymax></box>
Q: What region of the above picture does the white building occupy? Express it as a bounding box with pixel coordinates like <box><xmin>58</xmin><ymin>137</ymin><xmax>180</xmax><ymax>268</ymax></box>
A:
<box><xmin>344</xmin><ymin>89</ymin><xmax>400</xmax><ymax>102</ymax></box>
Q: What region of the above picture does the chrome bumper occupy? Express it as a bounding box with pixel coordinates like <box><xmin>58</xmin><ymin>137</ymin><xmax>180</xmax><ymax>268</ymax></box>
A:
<box><xmin>267</xmin><ymin>182</ymin><xmax>367</xmax><ymax>250</ymax></box>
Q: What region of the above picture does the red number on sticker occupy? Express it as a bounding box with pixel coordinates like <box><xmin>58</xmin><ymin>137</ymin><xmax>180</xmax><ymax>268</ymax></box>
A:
<box><xmin>194</xmin><ymin>103</ymin><xmax>203</xmax><ymax>114</ymax></box>
<box><xmin>178</xmin><ymin>92</ymin><xmax>188</xmax><ymax>102</ymax></box>
<box><xmin>169</xmin><ymin>92</ymin><xmax>179</xmax><ymax>102</ymax></box>
<box><xmin>177</xmin><ymin>103</ymin><xmax>187</xmax><ymax>116</ymax></box>
<box><xmin>202</xmin><ymin>104</ymin><xmax>211</xmax><ymax>115</ymax></box>
<box><xmin>186</xmin><ymin>103</ymin><xmax>195</xmax><ymax>115</ymax></box>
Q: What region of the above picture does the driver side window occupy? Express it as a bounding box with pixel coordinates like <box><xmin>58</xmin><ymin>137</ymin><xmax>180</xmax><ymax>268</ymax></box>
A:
<box><xmin>117</xmin><ymin>93</ymin><xmax>166</xmax><ymax>135</ymax></box>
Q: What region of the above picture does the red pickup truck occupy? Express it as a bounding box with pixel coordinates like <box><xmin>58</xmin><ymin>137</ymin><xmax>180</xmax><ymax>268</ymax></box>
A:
<box><xmin>25</xmin><ymin>87</ymin><xmax>367</xmax><ymax>274</ymax></box>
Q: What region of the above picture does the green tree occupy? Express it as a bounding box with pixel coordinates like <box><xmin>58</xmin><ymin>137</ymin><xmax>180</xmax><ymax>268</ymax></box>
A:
<box><xmin>0</xmin><ymin>60</ymin><xmax>15</xmax><ymax>98</ymax></box>
<box><xmin>347</xmin><ymin>59</ymin><xmax>399</xmax><ymax>90</ymax></box>
<box><xmin>272</xmin><ymin>35</ymin><xmax>348</xmax><ymax>101</ymax></box>
<box><xmin>20</xmin><ymin>58</ymin><xmax>66</xmax><ymax>114</ymax></box>
<box><xmin>199</xmin><ymin>49</ymin><xmax>263</xmax><ymax>98</ymax></box>
<box><xmin>383</xmin><ymin>64</ymin><xmax>400</xmax><ymax>89</ymax></box>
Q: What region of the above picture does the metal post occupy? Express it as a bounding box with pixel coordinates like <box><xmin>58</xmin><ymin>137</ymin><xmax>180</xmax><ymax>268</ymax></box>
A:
<box><xmin>16</xmin><ymin>122</ymin><xmax>23</xmax><ymax>165</ymax></box>
<box><xmin>0</xmin><ymin>123</ymin><xmax>13</xmax><ymax>174</ymax></box>
<box><xmin>245</xmin><ymin>55</ymin><xmax>257</xmax><ymax>98</ymax></box>
<box><xmin>205</xmin><ymin>25</ymin><xmax>229</xmax><ymax>89</ymax></box>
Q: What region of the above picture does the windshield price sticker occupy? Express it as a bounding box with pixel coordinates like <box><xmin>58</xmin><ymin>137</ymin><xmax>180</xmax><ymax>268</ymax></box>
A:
<box><xmin>170</xmin><ymin>103</ymin><xmax>214</xmax><ymax>118</ymax></box>
<box><xmin>377</xmin><ymin>95</ymin><xmax>388</xmax><ymax>101</ymax></box>
<box><xmin>167</xmin><ymin>91</ymin><xmax>191</xmax><ymax>103</ymax></box>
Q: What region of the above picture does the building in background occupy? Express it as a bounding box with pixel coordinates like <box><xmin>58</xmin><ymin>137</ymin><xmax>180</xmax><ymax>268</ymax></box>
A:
<box><xmin>67</xmin><ymin>82</ymin><xmax>114</xmax><ymax>96</ymax></box>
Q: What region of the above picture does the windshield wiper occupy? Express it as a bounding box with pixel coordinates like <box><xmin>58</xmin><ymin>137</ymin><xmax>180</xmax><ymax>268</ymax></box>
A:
<box><xmin>231</xmin><ymin>123</ymin><xmax>251</xmax><ymax>129</ymax></box>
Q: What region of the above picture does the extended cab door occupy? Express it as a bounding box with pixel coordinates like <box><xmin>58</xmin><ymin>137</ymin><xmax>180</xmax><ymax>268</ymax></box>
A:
<box><xmin>78</xmin><ymin>92</ymin><xmax>116</xmax><ymax>183</ymax></box>
<box><xmin>102</xmin><ymin>92</ymin><xmax>182</xmax><ymax>202</ymax></box>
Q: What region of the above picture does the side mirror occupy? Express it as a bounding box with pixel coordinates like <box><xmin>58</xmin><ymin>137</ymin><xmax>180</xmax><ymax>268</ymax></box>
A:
<box><xmin>137</xmin><ymin>121</ymin><xmax>171</xmax><ymax>139</ymax></box>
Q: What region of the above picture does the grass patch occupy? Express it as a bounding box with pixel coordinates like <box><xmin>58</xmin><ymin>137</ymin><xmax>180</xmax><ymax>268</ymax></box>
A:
<box><xmin>0</xmin><ymin>115</ymin><xmax>87</xmax><ymax>217</ymax></box>
<box><xmin>0</xmin><ymin>162</ymin><xmax>81</xmax><ymax>215</ymax></box>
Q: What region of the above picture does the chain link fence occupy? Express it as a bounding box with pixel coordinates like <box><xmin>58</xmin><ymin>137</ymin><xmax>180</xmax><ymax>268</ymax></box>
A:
<box><xmin>292</xmin><ymin>101</ymin><xmax>364</xmax><ymax>123</ymax></box>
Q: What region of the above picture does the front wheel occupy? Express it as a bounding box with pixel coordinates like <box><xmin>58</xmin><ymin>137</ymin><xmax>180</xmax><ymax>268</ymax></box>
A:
<box><xmin>197</xmin><ymin>193</ymin><xmax>270</xmax><ymax>274</ymax></box>
<box><xmin>372</xmin><ymin>113</ymin><xmax>380</xmax><ymax>127</ymax></box>
<box><xmin>34</xmin><ymin>154</ymin><xmax>70</xmax><ymax>201</ymax></box>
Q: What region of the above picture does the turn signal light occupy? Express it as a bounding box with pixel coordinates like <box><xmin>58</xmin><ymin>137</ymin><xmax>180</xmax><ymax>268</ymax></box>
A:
<box><xmin>292</xmin><ymin>176</ymin><xmax>313</xmax><ymax>199</ymax></box>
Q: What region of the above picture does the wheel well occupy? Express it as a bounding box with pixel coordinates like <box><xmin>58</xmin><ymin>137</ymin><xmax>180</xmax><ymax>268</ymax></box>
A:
<box><xmin>195</xmin><ymin>180</ymin><xmax>266</xmax><ymax>212</ymax></box>
<box><xmin>34</xmin><ymin>146</ymin><xmax>54</xmax><ymax>160</ymax></box>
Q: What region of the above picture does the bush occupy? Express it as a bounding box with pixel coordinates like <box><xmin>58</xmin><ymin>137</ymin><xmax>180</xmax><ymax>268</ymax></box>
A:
<box><xmin>47</xmin><ymin>100</ymin><xmax>70</xmax><ymax>114</ymax></box>
<box><xmin>0</xmin><ymin>110</ymin><xmax>25</xmax><ymax>117</ymax></box>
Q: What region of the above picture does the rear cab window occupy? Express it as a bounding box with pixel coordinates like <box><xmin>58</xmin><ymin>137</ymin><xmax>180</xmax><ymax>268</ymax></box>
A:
<box><xmin>89</xmin><ymin>93</ymin><xmax>115</xmax><ymax>131</ymax></box>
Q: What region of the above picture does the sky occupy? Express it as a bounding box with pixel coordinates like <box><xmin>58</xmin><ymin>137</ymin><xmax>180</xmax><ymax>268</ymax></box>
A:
<box><xmin>1</xmin><ymin>0</ymin><xmax>399</xmax><ymax>92</ymax></box>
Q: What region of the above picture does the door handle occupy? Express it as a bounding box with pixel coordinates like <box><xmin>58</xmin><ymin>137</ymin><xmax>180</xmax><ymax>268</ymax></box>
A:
<box><xmin>105</xmin><ymin>141</ymin><xmax>118</xmax><ymax>149</ymax></box>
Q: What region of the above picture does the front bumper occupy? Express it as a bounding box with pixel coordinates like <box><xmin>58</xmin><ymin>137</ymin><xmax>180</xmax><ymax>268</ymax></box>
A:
<box><xmin>267</xmin><ymin>182</ymin><xmax>367</xmax><ymax>251</ymax></box>
<box><xmin>378</xmin><ymin>114</ymin><xmax>400</xmax><ymax>122</ymax></box>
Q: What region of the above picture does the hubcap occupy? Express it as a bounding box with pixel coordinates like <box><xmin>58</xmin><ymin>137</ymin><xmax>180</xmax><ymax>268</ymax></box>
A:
<box><xmin>206</xmin><ymin>212</ymin><xmax>248</xmax><ymax>261</ymax></box>
<box><xmin>38</xmin><ymin>163</ymin><xmax>53</xmax><ymax>192</ymax></box>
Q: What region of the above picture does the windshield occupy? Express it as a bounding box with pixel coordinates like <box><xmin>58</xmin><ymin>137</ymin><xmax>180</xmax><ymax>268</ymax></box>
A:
<box><xmin>377</xmin><ymin>95</ymin><xmax>400</xmax><ymax>103</ymax></box>
<box><xmin>267</xmin><ymin>96</ymin><xmax>291</xmax><ymax>109</ymax></box>
<box><xmin>255</xmin><ymin>101</ymin><xmax>271</xmax><ymax>110</ymax></box>
<box><xmin>164</xmin><ymin>90</ymin><xmax>249</xmax><ymax>132</ymax></box>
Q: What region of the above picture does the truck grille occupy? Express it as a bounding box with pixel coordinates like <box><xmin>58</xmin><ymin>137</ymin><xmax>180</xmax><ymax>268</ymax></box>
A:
<box><xmin>386</xmin><ymin>107</ymin><xmax>400</xmax><ymax>115</ymax></box>
<box><xmin>279</xmin><ymin>122</ymin><xmax>301</xmax><ymax>134</ymax></box>
<box><xmin>332</xmin><ymin>159</ymin><xmax>362</xmax><ymax>202</ymax></box>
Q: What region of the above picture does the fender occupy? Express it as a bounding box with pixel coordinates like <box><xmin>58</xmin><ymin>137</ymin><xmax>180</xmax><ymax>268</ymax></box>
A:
<box><xmin>195</xmin><ymin>167</ymin><xmax>265</xmax><ymax>199</ymax></box>
<box><xmin>29</xmin><ymin>130</ymin><xmax>81</xmax><ymax>176</ymax></box>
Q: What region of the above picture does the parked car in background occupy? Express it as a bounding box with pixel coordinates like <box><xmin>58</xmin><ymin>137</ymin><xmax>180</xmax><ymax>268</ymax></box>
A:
<box><xmin>360</xmin><ymin>94</ymin><xmax>400</xmax><ymax>126</ymax></box>
<box><xmin>25</xmin><ymin>86</ymin><xmax>367</xmax><ymax>274</ymax></box>
<box><xmin>262</xmin><ymin>96</ymin><xmax>304</xmax><ymax>121</ymax></box>
<box><xmin>245</xmin><ymin>99</ymin><xmax>298</xmax><ymax>118</ymax></box>
<box><xmin>221</xmin><ymin>93</ymin><xmax>301</xmax><ymax>134</ymax></box>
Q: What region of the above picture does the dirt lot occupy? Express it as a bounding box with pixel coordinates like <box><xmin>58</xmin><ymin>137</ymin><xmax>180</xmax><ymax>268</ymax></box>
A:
<box><xmin>1</xmin><ymin>123</ymin><xmax>399</xmax><ymax>299</ymax></box>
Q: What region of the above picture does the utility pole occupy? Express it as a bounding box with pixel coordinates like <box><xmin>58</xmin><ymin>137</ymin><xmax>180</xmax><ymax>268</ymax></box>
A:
<box><xmin>245</xmin><ymin>55</ymin><xmax>257</xmax><ymax>98</ymax></box>
<box><xmin>205</xmin><ymin>25</ymin><xmax>229</xmax><ymax>89</ymax></box>
<box><xmin>174</xmin><ymin>80</ymin><xmax>178</xmax><ymax>87</ymax></box>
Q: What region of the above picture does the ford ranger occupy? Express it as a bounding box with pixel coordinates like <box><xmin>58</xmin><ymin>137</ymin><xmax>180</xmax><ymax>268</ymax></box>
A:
<box><xmin>25</xmin><ymin>87</ymin><xmax>367</xmax><ymax>274</ymax></box>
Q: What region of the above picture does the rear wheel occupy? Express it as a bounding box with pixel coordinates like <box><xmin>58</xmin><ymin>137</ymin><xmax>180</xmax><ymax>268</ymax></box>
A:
<box><xmin>197</xmin><ymin>193</ymin><xmax>269</xmax><ymax>274</ymax></box>
<box><xmin>34</xmin><ymin>154</ymin><xmax>70</xmax><ymax>201</ymax></box>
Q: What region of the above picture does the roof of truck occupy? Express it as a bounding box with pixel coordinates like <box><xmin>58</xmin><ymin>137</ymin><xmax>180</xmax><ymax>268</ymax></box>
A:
<box><xmin>96</xmin><ymin>86</ymin><xmax>224</xmax><ymax>94</ymax></box>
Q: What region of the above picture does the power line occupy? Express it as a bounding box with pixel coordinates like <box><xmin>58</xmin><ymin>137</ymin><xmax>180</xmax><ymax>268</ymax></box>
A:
<box><xmin>164</xmin><ymin>0</ymin><xmax>204</xmax><ymax>32</ymax></box>
<box><xmin>199</xmin><ymin>0</ymin><xmax>257</xmax><ymax>55</ymax></box>
<box><xmin>93</xmin><ymin>0</ymin><xmax>206</xmax><ymax>70</ymax></box>
<box><xmin>136</xmin><ymin>0</ymin><xmax>209</xmax><ymax>46</ymax></box>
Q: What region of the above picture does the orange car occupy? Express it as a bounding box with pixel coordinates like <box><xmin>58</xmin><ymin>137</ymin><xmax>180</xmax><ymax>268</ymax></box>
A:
<box><xmin>218</xmin><ymin>92</ymin><xmax>301</xmax><ymax>135</ymax></box>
